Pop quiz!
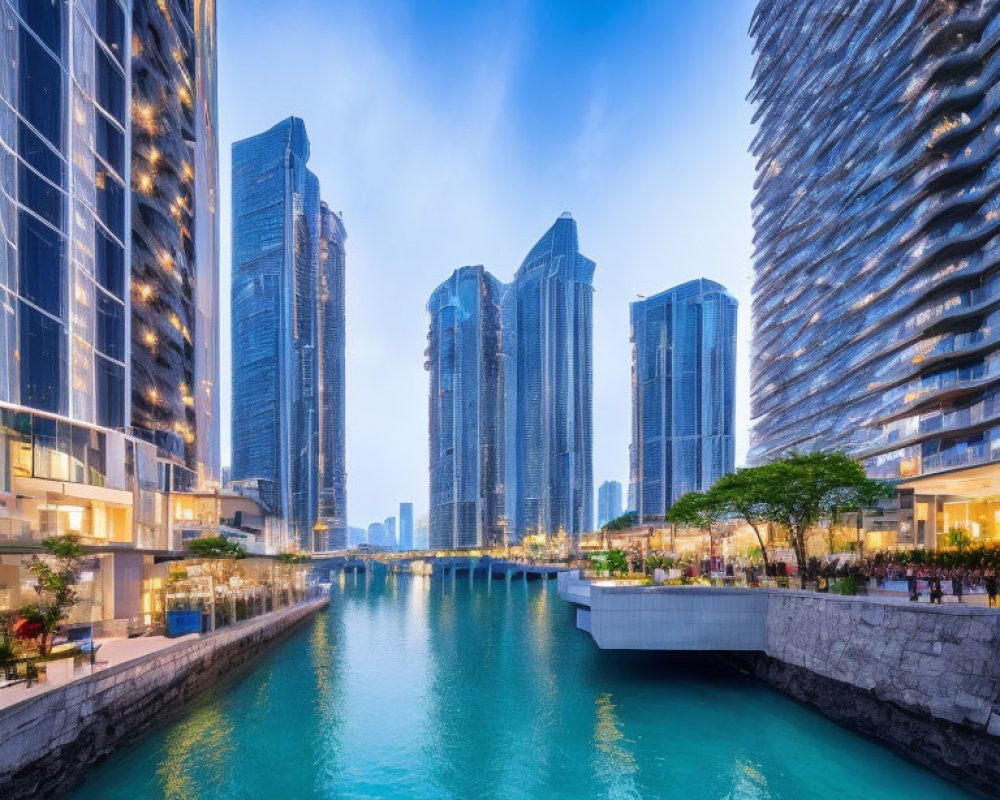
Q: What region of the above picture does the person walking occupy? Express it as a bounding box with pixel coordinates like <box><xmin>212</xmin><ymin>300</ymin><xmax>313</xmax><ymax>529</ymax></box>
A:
<box><xmin>951</xmin><ymin>570</ymin><xmax>964</xmax><ymax>603</ymax></box>
<box><xmin>986</xmin><ymin>570</ymin><xmax>998</xmax><ymax>608</ymax></box>
<box><xmin>930</xmin><ymin>572</ymin><xmax>944</xmax><ymax>605</ymax></box>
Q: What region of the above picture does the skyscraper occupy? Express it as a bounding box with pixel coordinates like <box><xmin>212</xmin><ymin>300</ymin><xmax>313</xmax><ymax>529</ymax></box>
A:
<box><xmin>597</xmin><ymin>481</ymin><xmax>623</xmax><ymax>529</ymax></box>
<box><xmin>131</xmin><ymin>0</ymin><xmax>220</xmax><ymax>487</ymax></box>
<box><xmin>427</xmin><ymin>266</ymin><xmax>505</xmax><ymax>550</ymax></box>
<box><xmin>503</xmin><ymin>214</ymin><xmax>594</xmax><ymax>540</ymax></box>
<box><xmin>630</xmin><ymin>280</ymin><xmax>737</xmax><ymax>521</ymax></box>
<box><xmin>318</xmin><ymin>204</ymin><xmax>347</xmax><ymax>550</ymax></box>
<box><xmin>399</xmin><ymin>502</ymin><xmax>414</xmax><ymax>551</ymax></box>
<box><xmin>366</xmin><ymin>521</ymin><xmax>386</xmax><ymax>548</ymax></box>
<box><xmin>0</xmin><ymin>0</ymin><xmax>218</xmax><ymax>554</ymax></box>
<box><xmin>231</xmin><ymin>118</ymin><xmax>347</xmax><ymax>551</ymax></box>
<box><xmin>384</xmin><ymin>516</ymin><xmax>397</xmax><ymax>550</ymax></box>
<box><xmin>749</xmin><ymin>1</ymin><xmax>1000</xmax><ymax>546</ymax></box>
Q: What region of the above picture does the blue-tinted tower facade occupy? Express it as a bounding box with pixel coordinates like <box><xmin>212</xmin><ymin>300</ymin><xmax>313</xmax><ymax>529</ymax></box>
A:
<box><xmin>0</xmin><ymin>0</ymin><xmax>130</xmax><ymax>428</ymax></box>
<box><xmin>503</xmin><ymin>214</ymin><xmax>594</xmax><ymax>540</ymax></box>
<box><xmin>427</xmin><ymin>266</ymin><xmax>504</xmax><ymax>550</ymax></box>
<box><xmin>597</xmin><ymin>480</ymin><xmax>622</xmax><ymax>528</ymax></box>
<box><xmin>231</xmin><ymin>118</ymin><xmax>347</xmax><ymax>551</ymax></box>
<box><xmin>399</xmin><ymin>502</ymin><xmax>414</xmax><ymax>551</ymax></box>
<box><xmin>630</xmin><ymin>280</ymin><xmax>736</xmax><ymax>521</ymax></box>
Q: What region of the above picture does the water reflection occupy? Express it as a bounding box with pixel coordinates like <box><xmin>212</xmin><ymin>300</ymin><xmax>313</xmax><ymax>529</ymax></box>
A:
<box><xmin>67</xmin><ymin>577</ymin><xmax>977</xmax><ymax>800</ymax></box>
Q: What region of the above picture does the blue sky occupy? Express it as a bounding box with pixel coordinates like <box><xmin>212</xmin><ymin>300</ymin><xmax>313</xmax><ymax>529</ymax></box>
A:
<box><xmin>217</xmin><ymin>0</ymin><xmax>758</xmax><ymax>529</ymax></box>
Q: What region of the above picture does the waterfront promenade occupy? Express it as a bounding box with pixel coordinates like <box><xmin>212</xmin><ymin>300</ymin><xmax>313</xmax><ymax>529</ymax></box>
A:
<box><xmin>0</xmin><ymin>596</ymin><xmax>329</xmax><ymax>800</ymax></box>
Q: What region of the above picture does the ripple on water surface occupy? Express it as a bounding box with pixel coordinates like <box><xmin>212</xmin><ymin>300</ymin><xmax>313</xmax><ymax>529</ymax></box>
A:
<box><xmin>66</xmin><ymin>575</ymin><xmax>979</xmax><ymax>800</ymax></box>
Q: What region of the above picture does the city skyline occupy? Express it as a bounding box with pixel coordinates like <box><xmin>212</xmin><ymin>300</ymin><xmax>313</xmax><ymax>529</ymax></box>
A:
<box><xmin>215</xmin><ymin>0</ymin><xmax>757</xmax><ymax>526</ymax></box>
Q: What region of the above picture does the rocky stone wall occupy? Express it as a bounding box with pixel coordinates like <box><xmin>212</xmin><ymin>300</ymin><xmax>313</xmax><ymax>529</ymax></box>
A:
<box><xmin>758</xmin><ymin>594</ymin><xmax>1000</xmax><ymax>795</ymax></box>
<box><xmin>0</xmin><ymin>597</ymin><xmax>328</xmax><ymax>800</ymax></box>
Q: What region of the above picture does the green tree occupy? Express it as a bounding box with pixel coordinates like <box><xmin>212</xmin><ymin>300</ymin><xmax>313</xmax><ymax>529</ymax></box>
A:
<box><xmin>711</xmin><ymin>469</ymin><xmax>773</xmax><ymax>573</ymax></box>
<box><xmin>754</xmin><ymin>452</ymin><xmax>890</xmax><ymax>588</ymax></box>
<box><xmin>19</xmin><ymin>534</ymin><xmax>83</xmax><ymax>657</ymax></box>
<box><xmin>601</xmin><ymin>511</ymin><xmax>638</xmax><ymax>533</ymax></box>
<box><xmin>186</xmin><ymin>536</ymin><xmax>247</xmax><ymax>560</ymax></box>
<box><xmin>605</xmin><ymin>549</ymin><xmax>629</xmax><ymax>577</ymax></box>
<box><xmin>946</xmin><ymin>527</ymin><xmax>970</xmax><ymax>554</ymax></box>
<box><xmin>666</xmin><ymin>491</ymin><xmax>722</xmax><ymax>559</ymax></box>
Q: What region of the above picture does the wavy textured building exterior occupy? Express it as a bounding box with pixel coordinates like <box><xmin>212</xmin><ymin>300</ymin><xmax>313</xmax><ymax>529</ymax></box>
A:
<box><xmin>427</xmin><ymin>266</ymin><xmax>505</xmax><ymax>550</ymax></box>
<box><xmin>750</xmin><ymin>1</ymin><xmax>1000</xmax><ymax>545</ymax></box>
<box><xmin>630</xmin><ymin>280</ymin><xmax>737</xmax><ymax>522</ymax></box>
<box><xmin>231</xmin><ymin>118</ymin><xmax>347</xmax><ymax>552</ymax></box>
<box><xmin>131</xmin><ymin>0</ymin><xmax>219</xmax><ymax>486</ymax></box>
<box><xmin>503</xmin><ymin>214</ymin><xmax>594</xmax><ymax>540</ymax></box>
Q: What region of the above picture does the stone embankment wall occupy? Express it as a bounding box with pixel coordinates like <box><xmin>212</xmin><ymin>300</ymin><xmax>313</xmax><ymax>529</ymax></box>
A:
<box><xmin>0</xmin><ymin>597</ymin><xmax>328</xmax><ymax>800</ymax></box>
<box><xmin>756</xmin><ymin>594</ymin><xmax>1000</xmax><ymax>796</ymax></box>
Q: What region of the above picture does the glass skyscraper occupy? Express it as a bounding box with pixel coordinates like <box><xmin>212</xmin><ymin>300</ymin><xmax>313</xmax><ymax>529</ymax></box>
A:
<box><xmin>0</xmin><ymin>0</ymin><xmax>130</xmax><ymax>427</ymax></box>
<box><xmin>231</xmin><ymin>117</ymin><xmax>347</xmax><ymax>552</ymax></box>
<box><xmin>427</xmin><ymin>266</ymin><xmax>504</xmax><ymax>550</ymax></box>
<box><xmin>750</xmin><ymin>1</ymin><xmax>1000</xmax><ymax>546</ymax></box>
<box><xmin>131</xmin><ymin>0</ymin><xmax>220</xmax><ymax>486</ymax></box>
<box><xmin>398</xmin><ymin>502</ymin><xmax>414</xmax><ymax>551</ymax></box>
<box><xmin>597</xmin><ymin>480</ymin><xmax>623</xmax><ymax>529</ymax></box>
<box><xmin>503</xmin><ymin>214</ymin><xmax>594</xmax><ymax>540</ymax></box>
<box><xmin>0</xmin><ymin>0</ymin><xmax>218</xmax><ymax>552</ymax></box>
<box><xmin>629</xmin><ymin>280</ymin><xmax>736</xmax><ymax>521</ymax></box>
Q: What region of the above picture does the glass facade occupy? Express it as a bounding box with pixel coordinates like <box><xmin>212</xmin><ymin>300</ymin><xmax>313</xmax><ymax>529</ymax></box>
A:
<box><xmin>750</xmin><ymin>1</ymin><xmax>1000</xmax><ymax>483</ymax></box>
<box><xmin>231</xmin><ymin>118</ymin><xmax>347</xmax><ymax>552</ymax></box>
<box><xmin>427</xmin><ymin>266</ymin><xmax>504</xmax><ymax>550</ymax></box>
<box><xmin>130</xmin><ymin>0</ymin><xmax>219</xmax><ymax>480</ymax></box>
<box><xmin>503</xmin><ymin>214</ymin><xmax>594</xmax><ymax>540</ymax></box>
<box><xmin>596</xmin><ymin>480</ymin><xmax>622</xmax><ymax>529</ymax></box>
<box><xmin>629</xmin><ymin>280</ymin><xmax>737</xmax><ymax>521</ymax></box>
<box><xmin>0</xmin><ymin>0</ymin><xmax>129</xmax><ymax>426</ymax></box>
<box><xmin>318</xmin><ymin>203</ymin><xmax>347</xmax><ymax>550</ymax></box>
<box><xmin>398</xmin><ymin>502</ymin><xmax>414</xmax><ymax>551</ymax></box>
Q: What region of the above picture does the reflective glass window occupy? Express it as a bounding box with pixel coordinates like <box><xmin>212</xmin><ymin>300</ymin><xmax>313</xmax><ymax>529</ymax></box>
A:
<box><xmin>18</xmin><ymin>120</ymin><xmax>62</xmax><ymax>186</ymax></box>
<box><xmin>88</xmin><ymin>428</ymin><xmax>107</xmax><ymax>486</ymax></box>
<box><xmin>18</xmin><ymin>26</ymin><xmax>62</xmax><ymax>150</ymax></box>
<box><xmin>95</xmin><ymin>355</ymin><xmax>123</xmax><ymax>430</ymax></box>
<box><xmin>96</xmin><ymin>0</ymin><xmax>125</xmax><ymax>65</ymax></box>
<box><xmin>70</xmin><ymin>425</ymin><xmax>89</xmax><ymax>483</ymax></box>
<box><xmin>18</xmin><ymin>162</ymin><xmax>62</xmax><ymax>226</ymax></box>
<box><xmin>95</xmin><ymin>227</ymin><xmax>124</xmax><ymax>298</ymax></box>
<box><xmin>2</xmin><ymin>409</ymin><xmax>32</xmax><ymax>478</ymax></box>
<box><xmin>95</xmin><ymin>115</ymin><xmax>124</xmax><ymax>177</ymax></box>
<box><xmin>95</xmin><ymin>291</ymin><xmax>124</xmax><ymax>361</ymax></box>
<box><xmin>95</xmin><ymin>48</ymin><xmax>124</xmax><ymax>125</ymax></box>
<box><xmin>95</xmin><ymin>164</ymin><xmax>124</xmax><ymax>239</ymax></box>
<box><xmin>31</xmin><ymin>414</ymin><xmax>71</xmax><ymax>480</ymax></box>
<box><xmin>18</xmin><ymin>211</ymin><xmax>63</xmax><ymax>316</ymax></box>
<box><xmin>17</xmin><ymin>0</ymin><xmax>62</xmax><ymax>55</ymax></box>
<box><xmin>19</xmin><ymin>301</ymin><xmax>63</xmax><ymax>414</ymax></box>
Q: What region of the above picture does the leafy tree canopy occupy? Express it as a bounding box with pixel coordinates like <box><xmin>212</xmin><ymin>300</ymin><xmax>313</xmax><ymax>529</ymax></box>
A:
<box><xmin>186</xmin><ymin>536</ymin><xmax>247</xmax><ymax>560</ymax></box>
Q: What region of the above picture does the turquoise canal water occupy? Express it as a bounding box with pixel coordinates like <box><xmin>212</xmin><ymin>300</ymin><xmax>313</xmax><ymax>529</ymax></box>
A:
<box><xmin>68</xmin><ymin>574</ymin><xmax>976</xmax><ymax>800</ymax></box>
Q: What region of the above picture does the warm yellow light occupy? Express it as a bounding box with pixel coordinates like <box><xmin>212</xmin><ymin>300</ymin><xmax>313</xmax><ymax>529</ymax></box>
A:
<box><xmin>138</xmin><ymin>174</ymin><xmax>153</xmax><ymax>193</ymax></box>
<box><xmin>138</xmin><ymin>284</ymin><xmax>153</xmax><ymax>301</ymax></box>
<box><xmin>178</xmin><ymin>86</ymin><xmax>191</xmax><ymax>105</ymax></box>
<box><xmin>159</xmin><ymin>250</ymin><xmax>173</xmax><ymax>269</ymax></box>
<box><xmin>148</xmin><ymin>387</ymin><xmax>160</xmax><ymax>403</ymax></box>
<box><xmin>149</xmin><ymin>147</ymin><xmax>160</xmax><ymax>164</ymax></box>
<box><xmin>182</xmin><ymin>395</ymin><xmax>194</xmax><ymax>407</ymax></box>
<box><xmin>143</xmin><ymin>330</ymin><xmax>157</xmax><ymax>346</ymax></box>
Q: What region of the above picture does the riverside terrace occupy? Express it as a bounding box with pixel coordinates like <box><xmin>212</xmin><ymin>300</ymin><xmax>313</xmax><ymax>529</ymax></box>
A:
<box><xmin>556</xmin><ymin>570</ymin><xmax>1000</xmax><ymax>794</ymax></box>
